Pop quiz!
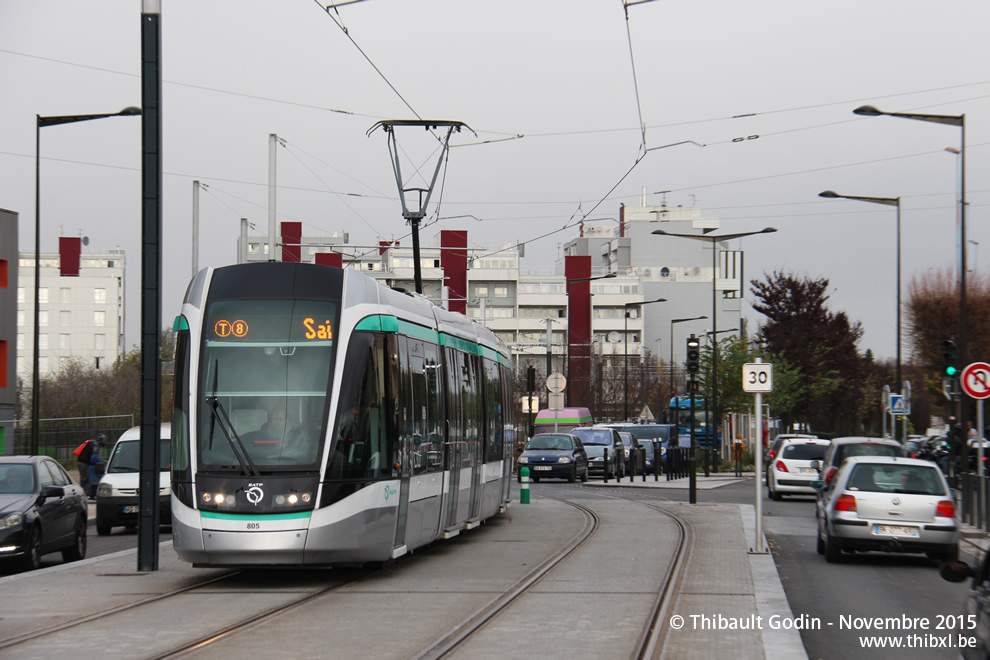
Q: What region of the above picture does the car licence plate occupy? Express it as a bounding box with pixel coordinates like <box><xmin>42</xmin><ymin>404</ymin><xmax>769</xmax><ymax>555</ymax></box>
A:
<box><xmin>123</xmin><ymin>505</ymin><xmax>140</xmax><ymax>514</ymax></box>
<box><xmin>872</xmin><ymin>524</ymin><xmax>920</xmax><ymax>538</ymax></box>
<box><xmin>800</xmin><ymin>468</ymin><xmax>817</xmax><ymax>474</ymax></box>
<box><xmin>533</xmin><ymin>466</ymin><xmax>552</xmax><ymax>471</ymax></box>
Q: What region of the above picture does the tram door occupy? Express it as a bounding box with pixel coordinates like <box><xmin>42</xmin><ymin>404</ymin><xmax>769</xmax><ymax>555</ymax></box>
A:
<box><xmin>444</xmin><ymin>347</ymin><xmax>464</xmax><ymax>531</ymax></box>
<box><xmin>393</xmin><ymin>336</ymin><xmax>412</xmax><ymax>550</ymax></box>
<box><xmin>468</xmin><ymin>354</ymin><xmax>483</xmax><ymax>521</ymax></box>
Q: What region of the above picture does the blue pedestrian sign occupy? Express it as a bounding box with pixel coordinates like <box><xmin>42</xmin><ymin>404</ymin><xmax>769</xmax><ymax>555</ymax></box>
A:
<box><xmin>889</xmin><ymin>394</ymin><xmax>909</xmax><ymax>416</ymax></box>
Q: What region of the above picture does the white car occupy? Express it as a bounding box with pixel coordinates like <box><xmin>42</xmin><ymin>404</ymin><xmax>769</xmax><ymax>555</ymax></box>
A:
<box><xmin>95</xmin><ymin>424</ymin><xmax>172</xmax><ymax>536</ymax></box>
<box><xmin>768</xmin><ymin>437</ymin><xmax>830</xmax><ymax>500</ymax></box>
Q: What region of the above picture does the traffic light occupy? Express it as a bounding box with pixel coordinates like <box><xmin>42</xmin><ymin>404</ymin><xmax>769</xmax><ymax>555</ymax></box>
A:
<box><xmin>686</xmin><ymin>335</ymin><xmax>701</xmax><ymax>375</ymax></box>
<box><xmin>942</xmin><ymin>339</ymin><xmax>959</xmax><ymax>378</ymax></box>
<box><xmin>526</xmin><ymin>365</ymin><xmax>536</xmax><ymax>392</ymax></box>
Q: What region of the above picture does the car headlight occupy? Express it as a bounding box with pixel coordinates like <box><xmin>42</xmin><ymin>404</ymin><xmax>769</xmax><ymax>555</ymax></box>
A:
<box><xmin>557</xmin><ymin>457</ymin><xmax>572</xmax><ymax>464</ymax></box>
<box><xmin>0</xmin><ymin>512</ymin><xmax>24</xmax><ymax>530</ymax></box>
<box><xmin>517</xmin><ymin>456</ymin><xmax>528</xmax><ymax>464</ymax></box>
<box><xmin>96</xmin><ymin>482</ymin><xmax>113</xmax><ymax>498</ymax></box>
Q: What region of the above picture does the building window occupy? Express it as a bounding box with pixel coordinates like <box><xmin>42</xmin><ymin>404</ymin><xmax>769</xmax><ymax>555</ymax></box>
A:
<box><xmin>94</xmin><ymin>311</ymin><xmax>106</xmax><ymax>327</ymax></box>
<box><xmin>494</xmin><ymin>286</ymin><xmax>508</xmax><ymax>298</ymax></box>
<box><xmin>38</xmin><ymin>334</ymin><xmax>48</xmax><ymax>350</ymax></box>
<box><xmin>94</xmin><ymin>288</ymin><xmax>106</xmax><ymax>304</ymax></box>
<box><xmin>39</xmin><ymin>287</ymin><xmax>48</xmax><ymax>303</ymax></box>
<box><xmin>59</xmin><ymin>334</ymin><xmax>70</xmax><ymax>350</ymax></box>
<box><xmin>476</xmin><ymin>285</ymin><xmax>489</xmax><ymax>297</ymax></box>
<box><xmin>17</xmin><ymin>334</ymin><xmax>24</xmax><ymax>351</ymax></box>
<box><xmin>60</xmin><ymin>311</ymin><xmax>71</xmax><ymax>326</ymax></box>
<box><xmin>60</xmin><ymin>287</ymin><xmax>71</xmax><ymax>303</ymax></box>
<box><xmin>39</xmin><ymin>357</ymin><xmax>49</xmax><ymax>373</ymax></box>
<box><xmin>17</xmin><ymin>287</ymin><xmax>25</xmax><ymax>304</ymax></box>
<box><xmin>39</xmin><ymin>311</ymin><xmax>48</xmax><ymax>327</ymax></box>
<box><xmin>95</xmin><ymin>334</ymin><xmax>106</xmax><ymax>350</ymax></box>
<box><xmin>17</xmin><ymin>311</ymin><xmax>24</xmax><ymax>326</ymax></box>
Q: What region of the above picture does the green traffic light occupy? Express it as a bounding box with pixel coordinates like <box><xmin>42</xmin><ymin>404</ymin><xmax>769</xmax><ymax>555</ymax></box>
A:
<box><xmin>946</xmin><ymin>366</ymin><xmax>959</xmax><ymax>376</ymax></box>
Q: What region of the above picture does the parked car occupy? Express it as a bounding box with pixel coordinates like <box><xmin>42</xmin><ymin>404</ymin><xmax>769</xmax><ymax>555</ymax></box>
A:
<box><xmin>814</xmin><ymin>456</ymin><xmax>959</xmax><ymax>563</ymax></box>
<box><xmin>618</xmin><ymin>431</ymin><xmax>644</xmax><ymax>475</ymax></box>
<box><xmin>0</xmin><ymin>456</ymin><xmax>88</xmax><ymax>572</ymax></box>
<box><xmin>516</xmin><ymin>433</ymin><xmax>589</xmax><ymax>483</ymax></box>
<box><xmin>572</xmin><ymin>427</ymin><xmax>625</xmax><ymax>479</ymax></box>
<box><xmin>95</xmin><ymin>424</ymin><xmax>172</xmax><ymax>536</ymax></box>
<box><xmin>940</xmin><ymin>551</ymin><xmax>990</xmax><ymax>659</ymax></box>
<box><xmin>764</xmin><ymin>434</ymin><xmax>819</xmax><ymax>484</ymax></box>
<box><xmin>813</xmin><ymin>436</ymin><xmax>905</xmax><ymax>499</ymax></box>
<box><xmin>767</xmin><ymin>438</ymin><xmax>830</xmax><ymax>500</ymax></box>
<box><xmin>619</xmin><ymin>424</ymin><xmax>675</xmax><ymax>474</ymax></box>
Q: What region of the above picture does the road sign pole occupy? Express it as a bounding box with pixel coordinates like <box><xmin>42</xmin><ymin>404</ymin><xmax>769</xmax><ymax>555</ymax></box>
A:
<box><xmin>743</xmin><ymin>358</ymin><xmax>771</xmax><ymax>554</ymax></box>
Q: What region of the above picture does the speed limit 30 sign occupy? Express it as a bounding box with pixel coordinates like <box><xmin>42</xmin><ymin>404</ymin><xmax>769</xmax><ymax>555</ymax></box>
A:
<box><xmin>743</xmin><ymin>363</ymin><xmax>774</xmax><ymax>393</ymax></box>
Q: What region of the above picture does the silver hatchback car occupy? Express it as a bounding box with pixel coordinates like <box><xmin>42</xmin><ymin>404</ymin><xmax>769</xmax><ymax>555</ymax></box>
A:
<box><xmin>814</xmin><ymin>456</ymin><xmax>959</xmax><ymax>564</ymax></box>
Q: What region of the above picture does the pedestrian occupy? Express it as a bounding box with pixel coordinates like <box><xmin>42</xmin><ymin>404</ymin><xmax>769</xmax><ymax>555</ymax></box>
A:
<box><xmin>733</xmin><ymin>435</ymin><xmax>745</xmax><ymax>477</ymax></box>
<box><xmin>73</xmin><ymin>437</ymin><xmax>97</xmax><ymax>492</ymax></box>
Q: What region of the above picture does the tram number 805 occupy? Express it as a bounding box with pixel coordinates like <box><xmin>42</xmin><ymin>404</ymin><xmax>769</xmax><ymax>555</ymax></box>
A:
<box><xmin>247</xmin><ymin>522</ymin><xmax>261</xmax><ymax>530</ymax></box>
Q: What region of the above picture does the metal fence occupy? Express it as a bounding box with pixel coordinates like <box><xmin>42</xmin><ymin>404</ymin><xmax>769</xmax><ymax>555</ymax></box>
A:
<box><xmin>12</xmin><ymin>415</ymin><xmax>135</xmax><ymax>463</ymax></box>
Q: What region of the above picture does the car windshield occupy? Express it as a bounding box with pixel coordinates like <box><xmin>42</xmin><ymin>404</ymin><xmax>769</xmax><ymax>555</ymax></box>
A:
<box><xmin>781</xmin><ymin>443</ymin><xmax>827</xmax><ymax>460</ymax></box>
<box><xmin>572</xmin><ymin>429</ymin><xmax>612</xmax><ymax>446</ymax></box>
<box><xmin>846</xmin><ymin>464</ymin><xmax>946</xmax><ymax>495</ymax></box>
<box><xmin>0</xmin><ymin>465</ymin><xmax>35</xmax><ymax>494</ymax></box>
<box><xmin>108</xmin><ymin>439</ymin><xmax>172</xmax><ymax>473</ymax></box>
<box><xmin>527</xmin><ymin>435</ymin><xmax>572</xmax><ymax>450</ymax></box>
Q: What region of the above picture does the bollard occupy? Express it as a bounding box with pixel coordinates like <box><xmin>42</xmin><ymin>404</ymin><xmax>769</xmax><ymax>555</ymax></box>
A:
<box><xmin>604</xmin><ymin>448</ymin><xmax>609</xmax><ymax>483</ymax></box>
<box><xmin>642</xmin><ymin>446</ymin><xmax>647</xmax><ymax>482</ymax></box>
<box><xmin>520</xmin><ymin>467</ymin><xmax>530</xmax><ymax>504</ymax></box>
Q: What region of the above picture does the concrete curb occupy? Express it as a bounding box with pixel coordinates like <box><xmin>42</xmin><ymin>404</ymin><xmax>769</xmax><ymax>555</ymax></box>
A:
<box><xmin>740</xmin><ymin>504</ymin><xmax>810</xmax><ymax>660</ymax></box>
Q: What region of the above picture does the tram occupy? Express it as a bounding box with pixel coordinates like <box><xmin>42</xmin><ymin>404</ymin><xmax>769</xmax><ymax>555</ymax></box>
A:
<box><xmin>169</xmin><ymin>262</ymin><xmax>514</xmax><ymax>566</ymax></box>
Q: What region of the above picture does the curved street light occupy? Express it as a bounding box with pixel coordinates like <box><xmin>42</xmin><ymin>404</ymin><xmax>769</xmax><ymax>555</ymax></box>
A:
<box><xmin>624</xmin><ymin>298</ymin><xmax>667</xmax><ymax>420</ymax></box>
<box><xmin>32</xmin><ymin>106</ymin><xmax>142</xmax><ymax>455</ymax></box>
<box><xmin>653</xmin><ymin>227</ymin><xmax>777</xmax><ymax>471</ymax></box>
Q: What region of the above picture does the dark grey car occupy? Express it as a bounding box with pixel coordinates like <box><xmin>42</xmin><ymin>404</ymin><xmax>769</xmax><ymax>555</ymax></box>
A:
<box><xmin>572</xmin><ymin>427</ymin><xmax>624</xmax><ymax>479</ymax></box>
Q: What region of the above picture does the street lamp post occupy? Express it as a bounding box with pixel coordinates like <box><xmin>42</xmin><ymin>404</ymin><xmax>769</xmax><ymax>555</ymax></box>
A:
<box><xmin>32</xmin><ymin>106</ymin><xmax>142</xmax><ymax>455</ymax></box>
<box><xmin>818</xmin><ymin>190</ymin><xmax>902</xmax><ymax>387</ymax></box>
<box><xmin>624</xmin><ymin>298</ymin><xmax>667</xmax><ymax>421</ymax></box>
<box><xmin>854</xmin><ymin>103</ymin><xmax>965</xmax><ymax>450</ymax></box>
<box><xmin>654</xmin><ymin>227</ymin><xmax>777</xmax><ymax>470</ymax></box>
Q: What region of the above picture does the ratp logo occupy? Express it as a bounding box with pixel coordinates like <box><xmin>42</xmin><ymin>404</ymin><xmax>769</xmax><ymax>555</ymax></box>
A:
<box><xmin>246</xmin><ymin>485</ymin><xmax>265</xmax><ymax>505</ymax></box>
<box><xmin>383</xmin><ymin>485</ymin><xmax>397</xmax><ymax>501</ymax></box>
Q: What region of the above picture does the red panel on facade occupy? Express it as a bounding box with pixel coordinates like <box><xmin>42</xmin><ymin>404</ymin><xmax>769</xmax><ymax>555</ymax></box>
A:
<box><xmin>0</xmin><ymin>339</ymin><xmax>6</xmax><ymax>388</ymax></box>
<box><xmin>441</xmin><ymin>230</ymin><xmax>468</xmax><ymax>315</ymax></box>
<box><xmin>0</xmin><ymin>259</ymin><xmax>7</xmax><ymax>287</ymax></box>
<box><xmin>315</xmin><ymin>252</ymin><xmax>343</xmax><ymax>268</ymax></box>
<box><xmin>379</xmin><ymin>240</ymin><xmax>399</xmax><ymax>255</ymax></box>
<box><xmin>281</xmin><ymin>222</ymin><xmax>302</xmax><ymax>263</ymax></box>
<box><xmin>566</xmin><ymin>255</ymin><xmax>592</xmax><ymax>409</ymax></box>
<box><xmin>59</xmin><ymin>237</ymin><xmax>81</xmax><ymax>277</ymax></box>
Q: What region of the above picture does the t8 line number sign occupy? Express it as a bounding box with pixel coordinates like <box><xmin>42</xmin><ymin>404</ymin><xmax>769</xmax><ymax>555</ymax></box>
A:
<box><xmin>742</xmin><ymin>363</ymin><xmax>774</xmax><ymax>393</ymax></box>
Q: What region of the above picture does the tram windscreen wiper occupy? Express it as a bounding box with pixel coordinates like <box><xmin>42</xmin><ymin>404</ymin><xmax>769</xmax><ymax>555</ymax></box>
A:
<box><xmin>205</xmin><ymin>396</ymin><xmax>260</xmax><ymax>477</ymax></box>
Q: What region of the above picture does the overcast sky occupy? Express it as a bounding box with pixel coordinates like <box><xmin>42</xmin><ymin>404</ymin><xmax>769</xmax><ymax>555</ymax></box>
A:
<box><xmin>3</xmin><ymin>0</ymin><xmax>989</xmax><ymax>366</ymax></box>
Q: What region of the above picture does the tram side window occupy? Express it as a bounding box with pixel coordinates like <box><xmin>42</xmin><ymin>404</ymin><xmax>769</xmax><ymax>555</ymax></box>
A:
<box><xmin>484</xmin><ymin>359</ymin><xmax>502</xmax><ymax>463</ymax></box>
<box><xmin>465</xmin><ymin>353</ymin><xmax>482</xmax><ymax>468</ymax></box>
<box><xmin>409</xmin><ymin>341</ymin><xmax>442</xmax><ymax>475</ymax></box>
<box><xmin>328</xmin><ymin>333</ymin><xmax>386</xmax><ymax>480</ymax></box>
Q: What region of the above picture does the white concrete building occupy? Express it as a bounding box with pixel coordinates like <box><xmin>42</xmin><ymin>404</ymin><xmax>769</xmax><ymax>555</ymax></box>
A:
<box><xmin>16</xmin><ymin>250</ymin><xmax>126</xmax><ymax>380</ymax></box>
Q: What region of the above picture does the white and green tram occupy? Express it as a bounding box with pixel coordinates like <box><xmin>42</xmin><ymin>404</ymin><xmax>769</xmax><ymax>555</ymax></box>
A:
<box><xmin>170</xmin><ymin>262</ymin><xmax>514</xmax><ymax>566</ymax></box>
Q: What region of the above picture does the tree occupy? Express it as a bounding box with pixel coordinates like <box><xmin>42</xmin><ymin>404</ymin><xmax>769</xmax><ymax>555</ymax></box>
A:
<box><xmin>750</xmin><ymin>271</ymin><xmax>874</xmax><ymax>434</ymax></box>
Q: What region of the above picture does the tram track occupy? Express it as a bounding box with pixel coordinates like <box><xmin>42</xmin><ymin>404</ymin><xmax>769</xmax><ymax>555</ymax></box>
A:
<box><xmin>414</xmin><ymin>495</ymin><xmax>692</xmax><ymax>660</ymax></box>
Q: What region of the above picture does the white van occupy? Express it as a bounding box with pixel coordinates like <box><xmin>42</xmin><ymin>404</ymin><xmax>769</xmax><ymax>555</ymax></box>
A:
<box><xmin>94</xmin><ymin>424</ymin><xmax>171</xmax><ymax>536</ymax></box>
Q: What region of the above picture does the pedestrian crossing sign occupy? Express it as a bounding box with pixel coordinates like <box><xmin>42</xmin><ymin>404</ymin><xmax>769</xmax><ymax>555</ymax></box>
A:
<box><xmin>889</xmin><ymin>394</ymin><xmax>909</xmax><ymax>415</ymax></box>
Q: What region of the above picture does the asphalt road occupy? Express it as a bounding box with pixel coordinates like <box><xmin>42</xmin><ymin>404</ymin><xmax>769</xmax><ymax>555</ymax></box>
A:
<box><xmin>526</xmin><ymin>475</ymin><xmax>980</xmax><ymax>660</ymax></box>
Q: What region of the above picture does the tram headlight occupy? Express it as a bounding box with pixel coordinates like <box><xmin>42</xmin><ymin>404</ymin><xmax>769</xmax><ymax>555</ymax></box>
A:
<box><xmin>201</xmin><ymin>492</ymin><xmax>236</xmax><ymax>508</ymax></box>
